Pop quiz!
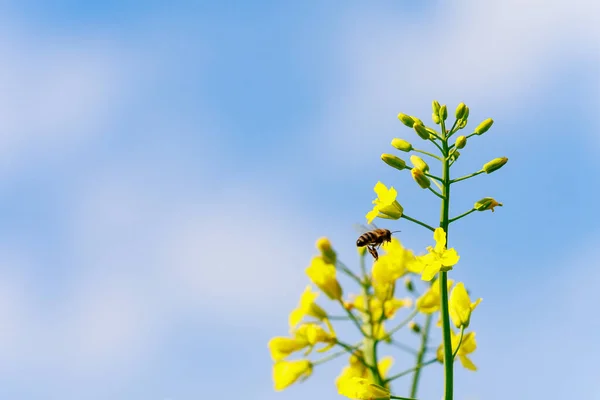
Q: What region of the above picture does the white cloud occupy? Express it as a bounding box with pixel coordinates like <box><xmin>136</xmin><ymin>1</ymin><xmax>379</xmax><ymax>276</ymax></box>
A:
<box><xmin>317</xmin><ymin>0</ymin><xmax>600</xmax><ymax>163</ymax></box>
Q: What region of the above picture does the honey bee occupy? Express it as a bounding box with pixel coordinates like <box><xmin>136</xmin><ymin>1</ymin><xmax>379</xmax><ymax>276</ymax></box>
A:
<box><xmin>356</xmin><ymin>227</ymin><xmax>401</xmax><ymax>261</ymax></box>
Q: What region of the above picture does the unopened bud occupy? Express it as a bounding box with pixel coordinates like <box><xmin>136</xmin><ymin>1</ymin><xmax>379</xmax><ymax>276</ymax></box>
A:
<box><xmin>440</xmin><ymin>105</ymin><xmax>448</xmax><ymax>121</ymax></box>
<box><xmin>475</xmin><ymin>197</ymin><xmax>503</xmax><ymax>212</ymax></box>
<box><xmin>455</xmin><ymin>135</ymin><xmax>467</xmax><ymax>149</ymax></box>
<box><xmin>316</xmin><ymin>237</ymin><xmax>337</xmax><ymax>264</ymax></box>
<box><xmin>413</xmin><ymin>123</ymin><xmax>430</xmax><ymax>140</ymax></box>
<box><xmin>411</xmin><ymin>116</ymin><xmax>424</xmax><ymax>126</ymax></box>
<box><xmin>432</xmin><ymin>113</ymin><xmax>441</xmax><ymax>124</ymax></box>
<box><xmin>482</xmin><ymin>157</ymin><xmax>508</xmax><ymax>174</ymax></box>
<box><xmin>409</xmin><ymin>321</ymin><xmax>421</xmax><ymax>334</ymax></box>
<box><xmin>426</xmin><ymin>127</ymin><xmax>439</xmax><ymax>139</ymax></box>
<box><xmin>411</xmin><ymin>168</ymin><xmax>431</xmax><ymax>189</ymax></box>
<box><xmin>410</xmin><ymin>155</ymin><xmax>429</xmax><ymax>172</ymax></box>
<box><xmin>450</xmin><ymin>150</ymin><xmax>461</xmax><ymax>162</ymax></box>
<box><xmin>404</xmin><ymin>277</ymin><xmax>414</xmax><ymax>293</ymax></box>
<box><xmin>398</xmin><ymin>113</ymin><xmax>415</xmax><ymax>128</ymax></box>
<box><xmin>455</xmin><ymin>103</ymin><xmax>466</xmax><ymax>119</ymax></box>
<box><xmin>391</xmin><ymin>138</ymin><xmax>413</xmax><ymax>152</ymax></box>
<box><xmin>343</xmin><ymin>301</ymin><xmax>354</xmax><ymax>311</ymax></box>
<box><xmin>432</xmin><ymin>100</ymin><xmax>441</xmax><ymax>114</ymax></box>
<box><xmin>381</xmin><ymin>154</ymin><xmax>407</xmax><ymax>171</ymax></box>
<box><xmin>459</xmin><ymin>119</ymin><xmax>467</xmax><ymax>129</ymax></box>
<box><xmin>463</xmin><ymin>106</ymin><xmax>470</xmax><ymax>119</ymax></box>
<box><xmin>475</xmin><ymin>118</ymin><xmax>494</xmax><ymax>135</ymax></box>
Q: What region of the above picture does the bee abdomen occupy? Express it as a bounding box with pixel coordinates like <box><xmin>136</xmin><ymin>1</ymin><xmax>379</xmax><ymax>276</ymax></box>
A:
<box><xmin>356</xmin><ymin>232</ymin><xmax>375</xmax><ymax>247</ymax></box>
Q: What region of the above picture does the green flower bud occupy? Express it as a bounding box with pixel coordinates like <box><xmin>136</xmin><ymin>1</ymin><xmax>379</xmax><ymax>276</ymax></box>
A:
<box><xmin>432</xmin><ymin>113</ymin><xmax>440</xmax><ymax>124</ymax></box>
<box><xmin>409</xmin><ymin>321</ymin><xmax>421</xmax><ymax>334</ymax></box>
<box><xmin>411</xmin><ymin>116</ymin><xmax>424</xmax><ymax>126</ymax></box>
<box><xmin>398</xmin><ymin>113</ymin><xmax>415</xmax><ymax>128</ymax></box>
<box><xmin>432</xmin><ymin>100</ymin><xmax>440</xmax><ymax>114</ymax></box>
<box><xmin>455</xmin><ymin>135</ymin><xmax>467</xmax><ymax>149</ymax></box>
<box><xmin>463</xmin><ymin>106</ymin><xmax>470</xmax><ymax>119</ymax></box>
<box><xmin>440</xmin><ymin>105</ymin><xmax>448</xmax><ymax>121</ymax></box>
<box><xmin>475</xmin><ymin>118</ymin><xmax>494</xmax><ymax>135</ymax></box>
<box><xmin>455</xmin><ymin>102</ymin><xmax>466</xmax><ymax>119</ymax></box>
<box><xmin>482</xmin><ymin>157</ymin><xmax>508</xmax><ymax>174</ymax></box>
<box><xmin>391</xmin><ymin>138</ymin><xmax>413</xmax><ymax>152</ymax></box>
<box><xmin>413</xmin><ymin>123</ymin><xmax>429</xmax><ymax>140</ymax></box>
<box><xmin>404</xmin><ymin>277</ymin><xmax>414</xmax><ymax>293</ymax></box>
<box><xmin>410</xmin><ymin>155</ymin><xmax>429</xmax><ymax>172</ymax></box>
<box><xmin>426</xmin><ymin>127</ymin><xmax>439</xmax><ymax>138</ymax></box>
<box><xmin>451</xmin><ymin>150</ymin><xmax>460</xmax><ymax>162</ymax></box>
<box><xmin>411</xmin><ymin>167</ymin><xmax>431</xmax><ymax>189</ymax></box>
<box><xmin>474</xmin><ymin>197</ymin><xmax>503</xmax><ymax>212</ymax></box>
<box><xmin>381</xmin><ymin>154</ymin><xmax>407</xmax><ymax>171</ymax></box>
<box><xmin>459</xmin><ymin>119</ymin><xmax>467</xmax><ymax>129</ymax></box>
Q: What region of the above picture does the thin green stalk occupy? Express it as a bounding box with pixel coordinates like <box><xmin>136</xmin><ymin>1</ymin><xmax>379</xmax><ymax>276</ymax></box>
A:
<box><xmin>409</xmin><ymin>313</ymin><xmax>432</xmax><ymax>398</ymax></box>
<box><xmin>384</xmin><ymin>358</ymin><xmax>438</xmax><ymax>383</ymax></box>
<box><xmin>361</xmin><ymin>286</ymin><xmax>384</xmax><ymax>385</ymax></box>
<box><xmin>429</xmin><ymin>137</ymin><xmax>444</xmax><ymax>154</ymax></box>
<box><xmin>380</xmin><ymin>308</ymin><xmax>419</xmax><ymax>341</ymax></box>
<box><xmin>387</xmin><ymin>340</ymin><xmax>418</xmax><ymax>355</ymax></box>
<box><xmin>439</xmin><ymin>128</ymin><xmax>454</xmax><ymax>400</ymax></box>
<box><xmin>428</xmin><ymin>186</ymin><xmax>445</xmax><ymax>200</ymax></box>
<box><xmin>400</xmin><ymin>214</ymin><xmax>435</xmax><ymax>232</ymax></box>
<box><xmin>452</xmin><ymin>326</ymin><xmax>465</xmax><ymax>359</ymax></box>
<box><xmin>336</xmin><ymin>261</ymin><xmax>363</xmax><ymax>286</ymax></box>
<box><xmin>390</xmin><ymin>396</ymin><xmax>418</xmax><ymax>400</ymax></box>
<box><xmin>450</xmin><ymin>170</ymin><xmax>484</xmax><ymax>184</ymax></box>
<box><xmin>313</xmin><ymin>344</ymin><xmax>359</xmax><ymax>366</ymax></box>
<box><xmin>337</xmin><ymin>299</ymin><xmax>368</xmax><ymax>337</ymax></box>
<box><xmin>414</xmin><ymin>148</ymin><xmax>442</xmax><ymax>161</ymax></box>
<box><xmin>448</xmin><ymin>208</ymin><xmax>477</xmax><ymax>224</ymax></box>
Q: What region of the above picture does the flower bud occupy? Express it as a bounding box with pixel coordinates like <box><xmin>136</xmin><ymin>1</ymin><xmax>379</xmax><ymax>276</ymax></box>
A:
<box><xmin>381</xmin><ymin>154</ymin><xmax>407</xmax><ymax>171</ymax></box>
<box><xmin>426</xmin><ymin>126</ymin><xmax>439</xmax><ymax>138</ymax></box>
<box><xmin>397</xmin><ymin>113</ymin><xmax>415</xmax><ymax>128</ymax></box>
<box><xmin>474</xmin><ymin>197</ymin><xmax>503</xmax><ymax>212</ymax></box>
<box><xmin>413</xmin><ymin>123</ymin><xmax>430</xmax><ymax>140</ymax></box>
<box><xmin>409</xmin><ymin>321</ymin><xmax>421</xmax><ymax>334</ymax></box>
<box><xmin>482</xmin><ymin>157</ymin><xmax>508</xmax><ymax>174</ymax></box>
<box><xmin>439</xmin><ymin>105</ymin><xmax>448</xmax><ymax>121</ymax></box>
<box><xmin>455</xmin><ymin>135</ymin><xmax>467</xmax><ymax>149</ymax></box>
<box><xmin>463</xmin><ymin>106</ymin><xmax>470</xmax><ymax>119</ymax></box>
<box><xmin>432</xmin><ymin>100</ymin><xmax>440</xmax><ymax>114</ymax></box>
<box><xmin>459</xmin><ymin>119</ymin><xmax>467</xmax><ymax>129</ymax></box>
<box><xmin>475</xmin><ymin>118</ymin><xmax>494</xmax><ymax>135</ymax></box>
<box><xmin>411</xmin><ymin>116</ymin><xmax>424</xmax><ymax>126</ymax></box>
<box><xmin>411</xmin><ymin>168</ymin><xmax>431</xmax><ymax>189</ymax></box>
<box><xmin>455</xmin><ymin>102</ymin><xmax>466</xmax><ymax>119</ymax></box>
<box><xmin>316</xmin><ymin>237</ymin><xmax>337</xmax><ymax>264</ymax></box>
<box><xmin>391</xmin><ymin>138</ymin><xmax>413</xmax><ymax>152</ymax></box>
<box><xmin>432</xmin><ymin>113</ymin><xmax>440</xmax><ymax>124</ymax></box>
<box><xmin>450</xmin><ymin>150</ymin><xmax>461</xmax><ymax>162</ymax></box>
<box><xmin>410</xmin><ymin>155</ymin><xmax>429</xmax><ymax>172</ymax></box>
<box><xmin>404</xmin><ymin>277</ymin><xmax>414</xmax><ymax>293</ymax></box>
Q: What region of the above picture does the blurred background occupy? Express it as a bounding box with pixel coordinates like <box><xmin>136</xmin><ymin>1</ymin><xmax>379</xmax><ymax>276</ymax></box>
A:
<box><xmin>0</xmin><ymin>1</ymin><xmax>598</xmax><ymax>399</ymax></box>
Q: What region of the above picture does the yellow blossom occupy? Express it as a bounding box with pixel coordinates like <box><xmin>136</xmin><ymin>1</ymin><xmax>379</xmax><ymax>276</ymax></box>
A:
<box><xmin>336</xmin><ymin>354</ymin><xmax>394</xmax><ymax>390</ymax></box>
<box><xmin>383</xmin><ymin>297</ymin><xmax>412</xmax><ymax>319</ymax></box>
<box><xmin>316</xmin><ymin>237</ymin><xmax>337</xmax><ymax>264</ymax></box>
<box><xmin>338</xmin><ymin>377</ymin><xmax>390</xmax><ymax>400</ymax></box>
<box><xmin>306</xmin><ymin>256</ymin><xmax>343</xmax><ymax>300</ymax></box>
<box><xmin>268</xmin><ymin>336</ymin><xmax>308</xmax><ymax>361</ymax></box>
<box><xmin>372</xmin><ymin>239</ymin><xmax>418</xmax><ymax>285</ymax></box>
<box><xmin>365</xmin><ymin>182</ymin><xmax>404</xmax><ymax>224</ymax></box>
<box><xmin>417</xmin><ymin>228</ymin><xmax>460</xmax><ymax>281</ymax></box>
<box><xmin>288</xmin><ymin>286</ymin><xmax>329</xmax><ymax>330</ymax></box>
<box><xmin>273</xmin><ymin>360</ymin><xmax>313</xmax><ymax>391</ymax></box>
<box><xmin>294</xmin><ymin>323</ymin><xmax>336</xmax><ymax>354</ymax></box>
<box><xmin>449</xmin><ymin>282</ymin><xmax>482</xmax><ymax>328</ymax></box>
<box><xmin>436</xmin><ymin>331</ymin><xmax>478</xmax><ymax>371</ymax></box>
<box><xmin>416</xmin><ymin>278</ymin><xmax>454</xmax><ymax>314</ymax></box>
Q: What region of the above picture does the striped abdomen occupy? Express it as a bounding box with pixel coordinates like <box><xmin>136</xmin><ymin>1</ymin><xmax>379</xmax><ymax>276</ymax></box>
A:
<box><xmin>356</xmin><ymin>229</ymin><xmax>390</xmax><ymax>247</ymax></box>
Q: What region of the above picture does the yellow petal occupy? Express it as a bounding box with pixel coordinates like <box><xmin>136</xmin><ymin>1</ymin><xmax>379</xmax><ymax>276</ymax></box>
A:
<box><xmin>440</xmin><ymin>248</ymin><xmax>460</xmax><ymax>267</ymax></box>
<box><xmin>433</xmin><ymin>227</ymin><xmax>446</xmax><ymax>251</ymax></box>
<box><xmin>459</xmin><ymin>355</ymin><xmax>477</xmax><ymax>371</ymax></box>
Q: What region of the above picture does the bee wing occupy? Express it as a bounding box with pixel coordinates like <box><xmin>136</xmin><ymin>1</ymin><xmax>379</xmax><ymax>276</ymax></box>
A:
<box><xmin>353</xmin><ymin>223</ymin><xmax>378</xmax><ymax>234</ymax></box>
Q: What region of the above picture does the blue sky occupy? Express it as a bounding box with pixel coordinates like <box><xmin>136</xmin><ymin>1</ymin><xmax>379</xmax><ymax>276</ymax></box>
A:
<box><xmin>0</xmin><ymin>1</ymin><xmax>598</xmax><ymax>399</ymax></box>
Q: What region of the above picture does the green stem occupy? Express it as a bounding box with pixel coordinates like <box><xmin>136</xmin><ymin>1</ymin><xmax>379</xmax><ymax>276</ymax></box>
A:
<box><xmin>429</xmin><ymin>137</ymin><xmax>444</xmax><ymax>154</ymax></box>
<box><xmin>409</xmin><ymin>313</ymin><xmax>432</xmax><ymax>398</ymax></box>
<box><xmin>439</xmin><ymin>123</ymin><xmax>454</xmax><ymax>400</ymax></box>
<box><xmin>414</xmin><ymin>148</ymin><xmax>442</xmax><ymax>161</ymax></box>
<box><xmin>387</xmin><ymin>340</ymin><xmax>418</xmax><ymax>355</ymax></box>
<box><xmin>336</xmin><ymin>261</ymin><xmax>363</xmax><ymax>286</ymax></box>
<box><xmin>452</xmin><ymin>326</ymin><xmax>465</xmax><ymax>359</ymax></box>
<box><xmin>384</xmin><ymin>358</ymin><xmax>438</xmax><ymax>383</ymax></box>
<box><xmin>338</xmin><ymin>299</ymin><xmax>368</xmax><ymax>337</ymax></box>
<box><xmin>450</xmin><ymin>170</ymin><xmax>484</xmax><ymax>184</ymax></box>
<box><xmin>380</xmin><ymin>308</ymin><xmax>418</xmax><ymax>341</ymax></box>
<box><xmin>313</xmin><ymin>343</ymin><xmax>359</xmax><ymax>366</ymax></box>
<box><xmin>390</xmin><ymin>396</ymin><xmax>418</xmax><ymax>400</ymax></box>
<box><xmin>428</xmin><ymin>186</ymin><xmax>445</xmax><ymax>200</ymax></box>
<box><xmin>448</xmin><ymin>208</ymin><xmax>477</xmax><ymax>224</ymax></box>
<box><xmin>400</xmin><ymin>214</ymin><xmax>435</xmax><ymax>232</ymax></box>
<box><xmin>361</xmin><ymin>286</ymin><xmax>384</xmax><ymax>385</ymax></box>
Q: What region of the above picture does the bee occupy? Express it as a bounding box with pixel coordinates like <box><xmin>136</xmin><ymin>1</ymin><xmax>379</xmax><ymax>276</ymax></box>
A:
<box><xmin>356</xmin><ymin>227</ymin><xmax>401</xmax><ymax>261</ymax></box>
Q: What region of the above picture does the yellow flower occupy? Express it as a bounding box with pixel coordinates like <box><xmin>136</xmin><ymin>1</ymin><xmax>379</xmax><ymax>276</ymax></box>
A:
<box><xmin>417</xmin><ymin>228</ymin><xmax>460</xmax><ymax>281</ymax></box>
<box><xmin>273</xmin><ymin>360</ymin><xmax>313</xmax><ymax>391</ymax></box>
<box><xmin>416</xmin><ymin>278</ymin><xmax>454</xmax><ymax>314</ymax></box>
<box><xmin>449</xmin><ymin>282</ymin><xmax>482</xmax><ymax>328</ymax></box>
<box><xmin>338</xmin><ymin>377</ymin><xmax>390</xmax><ymax>400</ymax></box>
<box><xmin>268</xmin><ymin>336</ymin><xmax>308</xmax><ymax>361</ymax></box>
<box><xmin>306</xmin><ymin>256</ymin><xmax>343</xmax><ymax>300</ymax></box>
<box><xmin>372</xmin><ymin>239</ymin><xmax>419</xmax><ymax>285</ymax></box>
<box><xmin>436</xmin><ymin>331</ymin><xmax>478</xmax><ymax>371</ymax></box>
<box><xmin>365</xmin><ymin>182</ymin><xmax>404</xmax><ymax>224</ymax></box>
<box><xmin>336</xmin><ymin>354</ymin><xmax>394</xmax><ymax>390</ymax></box>
<box><xmin>294</xmin><ymin>323</ymin><xmax>336</xmax><ymax>354</ymax></box>
<box><xmin>383</xmin><ymin>297</ymin><xmax>412</xmax><ymax>319</ymax></box>
<box><xmin>288</xmin><ymin>286</ymin><xmax>329</xmax><ymax>330</ymax></box>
